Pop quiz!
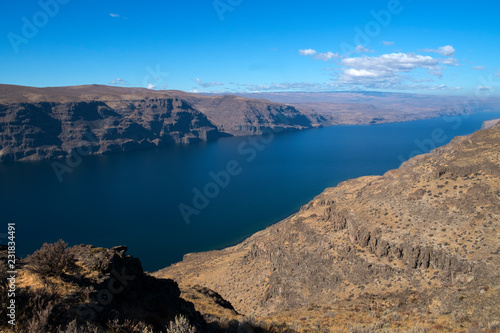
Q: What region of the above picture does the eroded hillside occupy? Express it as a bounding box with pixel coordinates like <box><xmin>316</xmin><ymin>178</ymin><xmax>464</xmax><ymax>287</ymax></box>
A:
<box><xmin>156</xmin><ymin>121</ymin><xmax>500</xmax><ymax>331</ymax></box>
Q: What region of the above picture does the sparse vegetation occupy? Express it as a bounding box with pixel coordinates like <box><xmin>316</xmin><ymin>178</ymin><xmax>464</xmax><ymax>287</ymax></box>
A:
<box><xmin>107</xmin><ymin>318</ymin><xmax>153</xmax><ymax>333</ymax></box>
<box><xmin>0</xmin><ymin>242</ymin><xmax>209</xmax><ymax>333</ymax></box>
<box><xmin>26</xmin><ymin>300</ymin><xmax>55</xmax><ymax>333</ymax></box>
<box><xmin>25</xmin><ymin>239</ymin><xmax>77</xmax><ymax>277</ymax></box>
<box><xmin>166</xmin><ymin>315</ymin><xmax>196</xmax><ymax>333</ymax></box>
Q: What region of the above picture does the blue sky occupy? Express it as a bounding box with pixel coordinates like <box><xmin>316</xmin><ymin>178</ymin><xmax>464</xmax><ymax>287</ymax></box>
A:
<box><xmin>1</xmin><ymin>0</ymin><xmax>499</xmax><ymax>96</ymax></box>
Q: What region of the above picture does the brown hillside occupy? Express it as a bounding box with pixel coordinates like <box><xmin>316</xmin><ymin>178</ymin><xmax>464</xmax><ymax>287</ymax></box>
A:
<box><xmin>156</xmin><ymin>122</ymin><xmax>500</xmax><ymax>332</ymax></box>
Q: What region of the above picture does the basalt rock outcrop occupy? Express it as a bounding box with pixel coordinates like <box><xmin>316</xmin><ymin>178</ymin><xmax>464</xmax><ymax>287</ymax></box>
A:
<box><xmin>0</xmin><ymin>98</ymin><xmax>222</xmax><ymax>162</ymax></box>
<box><xmin>176</xmin><ymin>92</ymin><xmax>327</xmax><ymax>136</ymax></box>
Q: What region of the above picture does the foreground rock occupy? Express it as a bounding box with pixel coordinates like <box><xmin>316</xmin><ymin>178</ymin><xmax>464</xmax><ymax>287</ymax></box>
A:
<box><xmin>156</xmin><ymin>122</ymin><xmax>500</xmax><ymax>331</ymax></box>
<box><xmin>0</xmin><ymin>242</ymin><xmax>293</xmax><ymax>332</ymax></box>
<box><xmin>0</xmin><ymin>243</ymin><xmax>205</xmax><ymax>332</ymax></box>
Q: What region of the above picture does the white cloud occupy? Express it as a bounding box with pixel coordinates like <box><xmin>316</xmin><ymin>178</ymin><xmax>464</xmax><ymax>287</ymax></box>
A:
<box><xmin>477</xmin><ymin>86</ymin><xmax>494</xmax><ymax>91</ymax></box>
<box><xmin>428</xmin><ymin>84</ymin><xmax>448</xmax><ymax>90</ymax></box>
<box><xmin>337</xmin><ymin>52</ymin><xmax>459</xmax><ymax>90</ymax></box>
<box><xmin>109</xmin><ymin>13</ymin><xmax>127</xmax><ymax>19</ymax></box>
<box><xmin>314</xmin><ymin>51</ymin><xmax>339</xmax><ymax>61</ymax></box>
<box><xmin>440</xmin><ymin>57</ymin><xmax>458</xmax><ymax>66</ymax></box>
<box><xmin>496</xmin><ymin>69</ymin><xmax>500</xmax><ymax>77</ymax></box>
<box><xmin>299</xmin><ymin>49</ymin><xmax>317</xmax><ymax>56</ymax></box>
<box><xmin>421</xmin><ymin>45</ymin><xmax>455</xmax><ymax>56</ymax></box>
<box><xmin>344</xmin><ymin>69</ymin><xmax>378</xmax><ymax>77</ymax></box>
<box><xmin>147</xmin><ymin>83</ymin><xmax>156</xmax><ymax>90</ymax></box>
<box><xmin>109</xmin><ymin>77</ymin><xmax>129</xmax><ymax>86</ymax></box>
<box><xmin>341</xmin><ymin>53</ymin><xmax>442</xmax><ymax>73</ymax></box>
<box><xmin>355</xmin><ymin>45</ymin><xmax>374</xmax><ymax>53</ymax></box>
<box><xmin>438</xmin><ymin>45</ymin><xmax>456</xmax><ymax>56</ymax></box>
<box><xmin>381</xmin><ymin>41</ymin><xmax>395</xmax><ymax>46</ymax></box>
<box><xmin>195</xmin><ymin>78</ymin><xmax>223</xmax><ymax>88</ymax></box>
<box><xmin>299</xmin><ymin>49</ymin><xmax>338</xmax><ymax>61</ymax></box>
<box><xmin>473</xmin><ymin>66</ymin><xmax>486</xmax><ymax>70</ymax></box>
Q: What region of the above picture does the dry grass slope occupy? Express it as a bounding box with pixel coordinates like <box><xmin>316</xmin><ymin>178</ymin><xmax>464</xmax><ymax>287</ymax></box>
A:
<box><xmin>156</xmin><ymin>122</ymin><xmax>500</xmax><ymax>332</ymax></box>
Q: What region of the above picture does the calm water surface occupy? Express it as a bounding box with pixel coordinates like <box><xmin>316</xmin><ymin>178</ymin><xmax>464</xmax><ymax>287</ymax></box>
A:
<box><xmin>1</xmin><ymin>112</ymin><xmax>499</xmax><ymax>270</ymax></box>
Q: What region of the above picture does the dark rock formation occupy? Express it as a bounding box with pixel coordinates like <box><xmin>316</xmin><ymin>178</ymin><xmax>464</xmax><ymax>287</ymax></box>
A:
<box><xmin>0</xmin><ymin>98</ymin><xmax>222</xmax><ymax>162</ymax></box>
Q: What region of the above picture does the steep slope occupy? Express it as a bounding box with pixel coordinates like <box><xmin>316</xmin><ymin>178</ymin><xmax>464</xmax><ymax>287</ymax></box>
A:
<box><xmin>0</xmin><ymin>242</ymin><xmax>290</xmax><ymax>332</ymax></box>
<box><xmin>0</xmin><ymin>85</ymin><xmax>223</xmax><ymax>161</ymax></box>
<box><xmin>176</xmin><ymin>93</ymin><xmax>326</xmax><ymax>135</ymax></box>
<box><xmin>0</xmin><ymin>243</ymin><xmax>207</xmax><ymax>332</ymax></box>
<box><xmin>156</xmin><ymin>122</ymin><xmax>500</xmax><ymax>331</ymax></box>
<box><xmin>0</xmin><ymin>85</ymin><xmax>326</xmax><ymax>161</ymax></box>
<box><xmin>481</xmin><ymin>118</ymin><xmax>500</xmax><ymax>129</ymax></box>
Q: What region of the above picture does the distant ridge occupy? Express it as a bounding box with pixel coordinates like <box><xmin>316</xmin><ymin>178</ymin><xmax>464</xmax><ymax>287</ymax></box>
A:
<box><xmin>229</xmin><ymin>91</ymin><xmax>500</xmax><ymax>125</ymax></box>
<box><xmin>0</xmin><ymin>84</ymin><xmax>325</xmax><ymax>161</ymax></box>
<box><xmin>2</xmin><ymin>84</ymin><xmax>498</xmax><ymax>162</ymax></box>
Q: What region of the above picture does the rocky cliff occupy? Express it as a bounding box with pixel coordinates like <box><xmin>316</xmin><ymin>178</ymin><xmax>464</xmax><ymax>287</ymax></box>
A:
<box><xmin>176</xmin><ymin>93</ymin><xmax>326</xmax><ymax>135</ymax></box>
<box><xmin>0</xmin><ymin>85</ymin><xmax>326</xmax><ymax>162</ymax></box>
<box><xmin>156</xmin><ymin>122</ymin><xmax>500</xmax><ymax>331</ymax></box>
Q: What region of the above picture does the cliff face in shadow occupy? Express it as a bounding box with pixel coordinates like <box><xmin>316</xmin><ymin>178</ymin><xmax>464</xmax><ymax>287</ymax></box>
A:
<box><xmin>156</xmin><ymin>122</ymin><xmax>500</xmax><ymax>331</ymax></box>
<box><xmin>0</xmin><ymin>85</ymin><xmax>326</xmax><ymax>162</ymax></box>
<box><xmin>0</xmin><ymin>98</ymin><xmax>222</xmax><ymax>162</ymax></box>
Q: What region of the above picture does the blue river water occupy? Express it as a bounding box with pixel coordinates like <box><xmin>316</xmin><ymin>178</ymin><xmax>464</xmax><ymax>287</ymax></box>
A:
<box><xmin>1</xmin><ymin>111</ymin><xmax>499</xmax><ymax>270</ymax></box>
